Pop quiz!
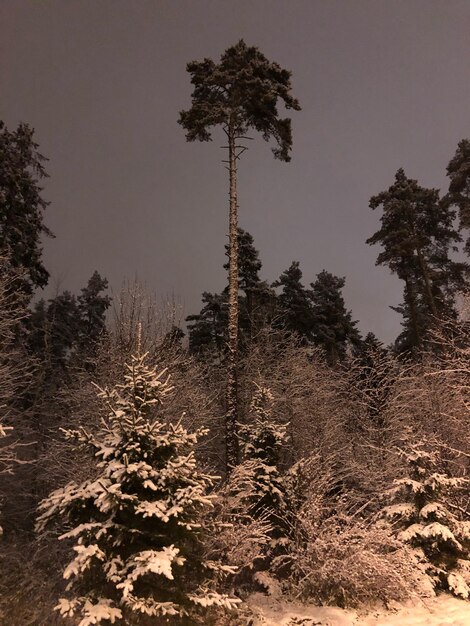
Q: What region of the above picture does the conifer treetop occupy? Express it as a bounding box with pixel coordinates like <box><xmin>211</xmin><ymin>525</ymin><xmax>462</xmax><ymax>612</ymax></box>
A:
<box><xmin>179</xmin><ymin>39</ymin><xmax>301</xmax><ymax>161</ymax></box>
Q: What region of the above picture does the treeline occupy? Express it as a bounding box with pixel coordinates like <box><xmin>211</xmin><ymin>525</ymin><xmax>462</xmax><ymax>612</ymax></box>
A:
<box><xmin>187</xmin><ymin>230</ymin><xmax>361</xmax><ymax>365</ymax></box>
<box><xmin>187</xmin><ymin>167</ymin><xmax>470</xmax><ymax>362</ymax></box>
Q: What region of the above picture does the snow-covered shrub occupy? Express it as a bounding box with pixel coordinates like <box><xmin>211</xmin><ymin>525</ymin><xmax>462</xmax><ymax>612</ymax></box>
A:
<box><xmin>280</xmin><ymin>452</ymin><xmax>433</xmax><ymax>608</ymax></box>
<box><xmin>36</xmin><ymin>351</ymin><xmax>240</xmax><ymax>625</ymax></box>
<box><xmin>0</xmin><ymin>258</ymin><xmax>32</xmax><ymax>535</ymax></box>
<box><xmin>239</xmin><ymin>330</ymin><xmax>351</xmax><ymax>464</ymax></box>
<box><xmin>206</xmin><ymin>485</ymin><xmax>273</xmax><ymax>575</ymax></box>
<box><xmin>0</xmin><ymin>418</ymin><xmax>13</xmax><ymax>531</ymax></box>
<box><xmin>0</xmin><ymin>534</ymin><xmax>66</xmax><ymax>626</ymax></box>
<box><xmin>381</xmin><ymin>443</ymin><xmax>470</xmax><ymax>599</ymax></box>
<box><xmin>287</xmin><ymin>512</ymin><xmax>430</xmax><ymax>608</ymax></box>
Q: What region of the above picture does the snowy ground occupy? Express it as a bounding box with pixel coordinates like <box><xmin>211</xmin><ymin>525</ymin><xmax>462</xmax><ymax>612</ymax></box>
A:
<box><xmin>247</xmin><ymin>593</ymin><xmax>470</xmax><ymax>626</ymax></box>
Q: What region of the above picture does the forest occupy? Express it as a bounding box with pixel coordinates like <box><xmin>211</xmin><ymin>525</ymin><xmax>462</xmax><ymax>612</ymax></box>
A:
<box><xmin>1</xmin><ymin>38</ymin><xmax>470</xmax><ymax>626</ymax></box>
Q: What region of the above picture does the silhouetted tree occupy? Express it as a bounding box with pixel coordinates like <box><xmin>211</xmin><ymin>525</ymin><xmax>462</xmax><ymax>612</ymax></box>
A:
<box><xmin>186</xmin><ymin>291</ymin><xmax>227</xmax><ymax>356</ymax></box>
<box><xmin>273</xmin><ymin>261</ymin><xmax>314</xmax><ymax>343</ymax></box>
<box><xmin>0</xmin><ymin>121</ymin><xmax>53</xmax><ymax>295</ymax></box>
<box><xmin>353</xmin><ymin>331</ymin><xmax>385</xmax><ymax>356</ymax></box>
<box><xmin>349</xmin><ymin>333</ymin><xmax>396</xmax><ymax>428</ymax></box>
<box><xmin>310</xmin><ymin>270</ymin><xmax>361</xmax><ymax>364</ymax></box>
<box><xmin>161</xmin><ymin>324</ymin><xmax>185</xmax><ymax>351</ymax></box>
<box><xmin>28</xmin><ymin>271</ymin><xmax>111</xmax><ymax>372</ymax></box>
<box><xmin>367</xmin><ymin>169</ymin><xmax>469</xmax><ymax>352</ymax></box>
<box><xmin>444</xmin><ymin>138</ymin><xmax>470</xmax><ymax>254</ymax></box>
<box><xmin>77</xmin><ymin>271</ymin><xmax>111</xmax><ymax>347</ymax></box>
<box><xmin>44</xmin><ymin>291</ymin><xmax>81</xmax><ymax>371</ymax></box>
<box><xmin>179</xmin><ymin>40</ymin><xmax>300</xmax><ymax>470</ymax></box>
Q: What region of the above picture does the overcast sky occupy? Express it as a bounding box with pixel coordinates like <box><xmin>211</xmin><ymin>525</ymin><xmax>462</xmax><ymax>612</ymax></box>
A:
<box><xmin>2</xmin><ymin>0</ymin><xmax>470</xmax><ymax>342</ymax></box>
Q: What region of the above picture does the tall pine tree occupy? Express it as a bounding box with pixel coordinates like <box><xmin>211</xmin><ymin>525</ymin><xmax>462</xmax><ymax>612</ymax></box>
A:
<box><xmin>179</xmin><ymin>40</ymin><xmax>300</xmax><ymax>470</ymax></box>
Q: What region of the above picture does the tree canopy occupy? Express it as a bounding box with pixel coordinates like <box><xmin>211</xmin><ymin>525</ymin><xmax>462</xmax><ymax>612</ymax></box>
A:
<box><xmin>179</xmin><ymin>39</ymin><xmax>301</xmax><ymax>160</ymax></box>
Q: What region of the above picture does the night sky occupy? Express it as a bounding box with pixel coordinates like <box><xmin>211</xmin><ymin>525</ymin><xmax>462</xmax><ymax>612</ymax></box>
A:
<box><xmin>2</xmin><ymin>0</ymin><xmax>470</xmax><ymax>342</ymax></box>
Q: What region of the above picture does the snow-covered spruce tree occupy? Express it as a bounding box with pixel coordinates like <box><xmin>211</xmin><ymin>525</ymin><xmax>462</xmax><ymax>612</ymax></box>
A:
<box><xmin>382</xmin><ymin>443</ymin><xmax>470</xmax><ymax>598</ymax></box>
<box><xmin>224</xmin><ymin>384</ymin><xmax>290</xmax><ymax>581</ymax></box>
<box><xmin>237</xmin><ymin>385</ymin><xmax>288</xmax><ymax>520</ymax></box>
<box><xmin>36</xmin><ymin>351</ymin><xmax>240</xmax><ymax>626</ymax></box>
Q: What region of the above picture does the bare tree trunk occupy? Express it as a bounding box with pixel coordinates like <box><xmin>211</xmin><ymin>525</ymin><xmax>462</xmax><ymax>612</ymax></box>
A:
<box><xmin>226</xmin><ymin>121</ymin><xmax>239</xmax><ymax>471</ymax></box>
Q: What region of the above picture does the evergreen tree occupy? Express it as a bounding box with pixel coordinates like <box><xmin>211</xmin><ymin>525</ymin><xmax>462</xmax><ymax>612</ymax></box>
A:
<box><xmin>224</xmin><ymin>228</ymin><xmax>263</xmax><ymax>293</ymax></box>
<box><xmin>237</xmin><ymin>385</ymin><xmax>288</xmax><ymax>521</ymax></box>
<box><xmin>272</xmin><ymin>261</ymin><xmax>314</xmax><ymax>343</ymax></box>
<box><xmin>391</xmin><ymin>281</ymin><xmax>430</xmax><ymax>354</ymax></box>
<box><xmin>27</xmin><ymin>271</ymin><xmax>111</xmax><ymax>371</ymax></box>
<box><xmin>309</xmin><ymin>270</ymin><xmax>361</xmax><ymax>364</ymax></box>
<box><xmin>77</xmin><ymin>271</ymin><xmax>112</xmax><ymax>348</ymax></box>
<box><xmin>353</xmin><ymin>331</ymin><xmax>386</xmax><ymax>356</ymax></box>
<box><xmin>444</xmin><ymin>139</ymin><xmax>470</xmax><ymax>254</ymax></box>
<box><xmin>27</xmin><ymin>297</ymin><xmax>47</xmax><ymax>358</ymax></box>
<box><xmin>179</xmin><ymin>40</ymin><xmax>300</xmax><ymax>470</ymax></box>
<box><xmin>161</xmin><ymin>325</ymin><xmax>185</xmax><ymax>352</ymax></box>
<box><xmin>36</xmin><ymin>351</ymin><xmax>239</xmax><ymax>625</ymax></box>
<box><xmin>227</xmin><ymin>384</ymin><xmax>290</xmax><ymax>570</ymax></box>
<box><xmin>186</xmin><ymin>291</ymin><xmax>227</xmax><ymax>356</ymax></box>
<box><xmin>0</xmin><ymin>121</ymin><xmax>53</xmax><ymax>294</ymax></box>
<box><xmin>35</xmin><ymin>291</ymin><xmax>81</xmax><ymax>370</ymax></box>
<box><xmin>382</xmin><ymin>443</ymin><xmax>470</xmax><ymax>598</ymax></box>
<box><xmin>367</xmin><ymin>169</ymin><xmax>469</xmax><ymax>351</ymax></box>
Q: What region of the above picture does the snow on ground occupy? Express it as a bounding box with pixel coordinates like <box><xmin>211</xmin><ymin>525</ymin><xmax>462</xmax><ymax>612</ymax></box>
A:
<box><xmin>247</xmin><ymin>593</ymin><xmax>470</xmax><ymax>626</ymax></box>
